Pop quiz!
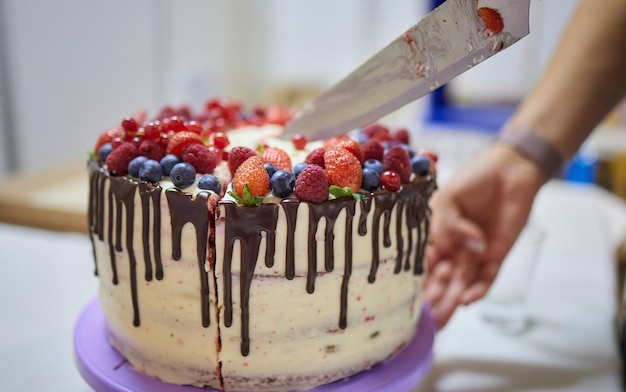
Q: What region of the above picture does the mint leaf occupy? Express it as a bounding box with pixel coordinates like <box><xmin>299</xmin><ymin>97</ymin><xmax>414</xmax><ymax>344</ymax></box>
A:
<box><xmin>229</xmin><ymin>184</ymin><xmax>265</xmax><ymax>206</ymax></box>
<box><xmin>329</xmin><ymin>185</ymin><xmax>365</xmax><ymax>201</ymax></box>
<box><xmin>227</xmin><ymin>191</ymin><xmax>244</xmax><ymax>204</ymax></box>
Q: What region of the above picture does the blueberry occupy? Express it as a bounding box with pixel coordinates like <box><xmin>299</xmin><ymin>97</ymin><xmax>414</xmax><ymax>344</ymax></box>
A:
<box><xmin>264</xmin><ymin>163</ymin><xmax>278</xmax><ymax>179</ymax></box>
<box><xmin>139</xmin><ymin>159</ymin><xmax>163</xmax><ymax>183</ymax></box>
<box><xmin>98</xmin><ymin>143</ymin><xmax>112</xmax><ymax>163</ymax></box>
<box><xmin>361</xmin><ymin>167</ymin><xmax>380</xmax><ymax>192</ymax></box>
<box><xmin>128</xmin><ymin>156</ymin><xmax>148</xmax><ymax>177</ymax></box>
<box><xmin>198</xmin><ymin>174</ymin><xmax>222</xmax><ymax>194</ymax></box>
<box><xmin>400</xmin><ymin>144</ymin><xmax>415</xmax><ymax>159</ymax></box>
<box><xmin>270</xmin><ymin>170</ymin><xmax>295</xmax><ymax>198</ymax></box>
<box><xmin>411</xmin><ymin>155</ymin><xmax>431</xmax><ymax>176</ymax></box>
<box><xmin>293</xmin><ymin>162</ymin><xmax>308</xmax><ymax>179</ymax></box>
<box><xmin>160</xmin><ymin>154</ymin><xmax>181</xmax><ymax>176</ymax></box>
<box><xmin>363</xmin><ymin>159</ymin><xmax>384</xmax><ymax>176</ymax></box>
<box><xmin>169</xmin><ymin>162</ymin><xmax>196</xmax><ymax>188</ymax></box>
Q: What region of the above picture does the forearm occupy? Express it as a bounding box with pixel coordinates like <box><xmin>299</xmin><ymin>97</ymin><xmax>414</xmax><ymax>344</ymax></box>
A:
<box><xmin>506</xmin><ymin>0</ymin><xmax>626</xmax><ymax>161</ymax></box>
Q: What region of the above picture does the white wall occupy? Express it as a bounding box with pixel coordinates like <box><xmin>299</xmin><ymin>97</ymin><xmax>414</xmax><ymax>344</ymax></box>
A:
<box><xmin>0</xmin><ymin>0</ymin><xmax>579</xmax><ymax>180</ymax></box>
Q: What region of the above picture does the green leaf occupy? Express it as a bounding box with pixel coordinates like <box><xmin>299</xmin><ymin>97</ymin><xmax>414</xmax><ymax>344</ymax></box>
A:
<box><xmin>88</xmin><ymin>151</ymin><xmax>97</xmax><ymax>161</ymax></box>
<box><xmin>329</xmin><ymin>185</ymin><xmax>365</xmax><ymax>202</ymax></box>
<box><xmin>228</xmin><ymin>184</ymin><xmax>265</xmax><ymax>206</ymax></box>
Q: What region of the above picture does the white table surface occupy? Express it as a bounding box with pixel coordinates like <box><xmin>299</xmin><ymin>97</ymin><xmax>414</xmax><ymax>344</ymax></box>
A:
<box><xmin>1</xmin><ymin>180</ymin><xmax>625</xmax><ymax>392</ymax></box>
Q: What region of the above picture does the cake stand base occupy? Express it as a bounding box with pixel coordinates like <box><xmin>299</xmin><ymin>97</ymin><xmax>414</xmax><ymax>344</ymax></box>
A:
<box><xmin>74</xmin><ymin>299</ymin><xmax>434</xmax><ymax>392</ymax></box>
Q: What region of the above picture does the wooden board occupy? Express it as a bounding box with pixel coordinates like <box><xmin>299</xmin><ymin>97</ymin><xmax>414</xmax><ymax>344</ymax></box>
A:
<box><xmin>0</xmin><ymin>160</ymin><xmax>89</xmax><ymax>234</ymax></box>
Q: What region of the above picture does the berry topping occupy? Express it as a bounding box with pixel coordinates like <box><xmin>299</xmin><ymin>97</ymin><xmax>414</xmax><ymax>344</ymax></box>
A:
<box><xmin>363</xmin><ymin>159</ymin><xmax>384</xmax><ymax>177</ymax></box>
<box><xmin>324</xmin><ymin>148</ymin><xmax>362</xmax><ymax>193</ymax></box>
<box><xmin>166</xmin><ymin>131</ymin><xmax>204</xmax><ymax>156</ymax></box>
<box><xmin>361</xmin><ymin>139</ymin><xmax>385</xmax><ymax>162</ymax></box>
<box><xmin>160</xmin><ymin>154</ymin><xmax>181</xmax><ymax>176</ymax></box>
<box><xmin>324</xmin><ymin>137</ymin><xmax>362</xmax><ymax>163</ymax></box>
<box><xmin>383</xmin><ymin>145</ymin><xmax>412</xmax><ymax>183</ymax></box>
<box><xmin>380</xmin><ymin>171</ymin><xmax>401</xmax><ymax>192</ymax></box>
<box><xmin>361</xmin><ymin>167</ymin><xmax>380</xmax><ymax>192</ymax></box>
<box><xmin>143</xmin><ymin>121</ymin><xmax>161</xmax><ymax>140</ymax></box>
<box><xmin>227</xmin><ymin>146</ymin><xmax>257</xmax><ymax>176</ymax></box>
<box><xmin>128</xmin><ymin>156</ymin><xmax>149</xmax><ymax>177</ymax></box>
<box><xmin>105</xmin><ymin>142</ymin><xmax>138</xmax><ymax>176</ymax></box>
<box><xmin>292</xmin><ymin>134</ymin><xmax>308</xmax><ymax>150</ymax></box>
<box><xmin>265</xmin><ymin>105</ymin><xmax>292</xmax><ymax>126</ymax></box>
<box><xmin>139</xmin><ymin>159</ymin><xmax>163</xmax><ymax>183</ymax></box>
<box><xmin>121</xmin><ymin>117</ymin><xmax>139</xmax><ymax>134</ymax></box>
<box><xmin>270</xmin><ymin>170</ymin><xmax>295</xmax><ymax>198</ymax></box>
<box><xmin>478</xmin><ymin>7</ymin><xmax>504</xmax><ymax>34</ymax></box>
<box><xmin>264</xmin><ymin>163</ymin><xmax>278</xmax><ymax>179</ymax></box>
<box><xmin>293</xmin><ymin>162</ymin><xmax>308</xmax><ymax>179</ymax></box>
<box><xmin>97</xmin><ymin>143</ymin><xmax>113</xmax><ymax>164</ymax></box>
<box><xmin>162</xmin><ymin>116</ymin><xmax>186</xmax><ymax>133</ymax></box>
<box><xmin>294</xmin><ymin>164</ymin><xmax>329</xmax><ymax>203</ymax></box>
<box><xmin>260</xmin><ymin>147</ymin><xmax>292</xmax><ymax>172</ymax></box>
<box><xmin>198</xmin><ymin>174</ymin><xmax>222</xmax><ymax>194</ymax></box>
<box><xmin>138</xmin><ymin>140</ymin><xmax>166</xmax><ymax>162</ymax></box>
<box><xmin>181</xmin><ymin>144</ymin><xmax>218</xmax><ymax>174</ymax></box>
<box><xmin>212</xmin><ymin>132</ymin><xmax>230</xmax><ymax>150</ymax></box>
<box><xmin>233</xmin><ymin>156</ymin><xmax>270</xmax><ymax>199</ymax></box>
<box><xmin>411</xmin><ymin>155</ymin><xmax>431</xmax><ymax>176</ymax></box>
<box><xmin>185</xmin><ymin>120</ymin><xmax>203</xmax><ymax>135</ymax></box>
<box><xmin>304</xmin><ymin>147</ymin><xmax>326</xmax><ymax>167</ymax></box>
<box><xmin>363</xmin><ymin>123</ymin><xmax>391</xmax><ymax>141</ymax></box>
<box><xmin>169</xmin><ymin>162</ymin><xmax>196</xmax><ymax>188</ymax></box>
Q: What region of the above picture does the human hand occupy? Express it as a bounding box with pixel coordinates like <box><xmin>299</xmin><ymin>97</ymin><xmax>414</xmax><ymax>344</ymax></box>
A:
<box><xmin>424</xmin><ymin>145</ymin><xmax>545</xmax><ymax>329</ymax></box>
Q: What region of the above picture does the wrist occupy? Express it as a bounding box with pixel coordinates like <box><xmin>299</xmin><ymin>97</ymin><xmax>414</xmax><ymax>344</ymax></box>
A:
<box><xmin>495</xmin><ymin>126</ymin><xmax>564</xmax><ymax>181</ymax></box>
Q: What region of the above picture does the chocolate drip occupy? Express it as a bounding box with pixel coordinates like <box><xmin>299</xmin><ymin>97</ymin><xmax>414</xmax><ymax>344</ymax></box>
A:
<box><xmin>367</xmin><ymin>191</ymin><xmax>398</xmax><ymax>283</ymax></box>
<box><xmin>139</xmin><ymin>183</ymin><xmax>163</xmax><ymax>281</ymax></box>
<box><xmin>166</xmin><ymin>189</ymin><xmax>212</xmax><ymax>328</ymax></box>
<box><xmin>109</xmin><ymin>177</ymin><xmax>140</xmax><ymax>326</ymax></box>
<box><xmin>394</xmin><ymin>200</ymin><xmax>406</xmax><ymax>274</ymax></box>
<box><xmin>220</xmin><ymin>202</ymin><xmax>279</xmax><ymax>356</ymax></box>
<box><xmin>358</xmin><ymin>197</ymin><xmax>372</xmax><ymax>236</ymax></box>
<box><xmin>281</xmin><ymin>200</ymin><xmax>299</xmax><ymax>280</ymax></box>
<box><xmin>339</xmin><ymin>202</ymin><xmax>355</xmax><ymax>329</ymax></box>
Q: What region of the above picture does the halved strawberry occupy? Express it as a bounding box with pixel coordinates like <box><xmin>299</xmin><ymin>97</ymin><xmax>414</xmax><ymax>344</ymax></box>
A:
<box><xmin>166</xmin><ymin>131</ymin><xmax>204</xmax><ymax>156</ymax></box>
<box><xmin>260</xmin><ymin>147</ymin><xmax>292</xmax><ymax>172</ymax></box>
<box><xmin>94</xmin><ymin>127</ymin><xmax>123</xmax><ymax>154</ymax></box>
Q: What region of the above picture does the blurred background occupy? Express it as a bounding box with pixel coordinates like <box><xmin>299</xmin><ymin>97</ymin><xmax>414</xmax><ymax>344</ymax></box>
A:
<box><xmin>0</xmin><ymin>0</ymin><xmax>586</xmax><ymax>181</ymax></box>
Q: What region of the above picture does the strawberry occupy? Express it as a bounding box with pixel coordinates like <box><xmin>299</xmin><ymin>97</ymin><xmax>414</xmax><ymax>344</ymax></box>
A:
<box><xmin>228</xmin><ymin>146</ymin><xmax>257</xmax><ymax>176</ymax></box>
<box><xmin>105</xmin><ymin>142</ymin><xmax>138</xmax><ymax>176</ymax></box>
<box><xmin>182</xmin><ymin>144</ymin><xmax>218</xmax><ymax>174</ymax></box>
<box><xmin>324</xmin><ymin>148</ymin><xmax>362</xmax><ymax>192</ymax></box>
<box><xmin>383</xmin><ymin>145</ymin><xmax>412</xmax><ymax>183</ymax></box>
<box><xmin>166</xmin><ymin>131</ymin><xmax>204</xmax><ymax>156</ymax></box>
<box><xmin>393</xmin><ymin>128</ymin><xmax>410</xmax><ymax>145</ymax></box>
<box><xmin>478</xmin><ymin>7</ymin><xmax>504</xmax><ymax>34</ymax></box>
<box><xmin>94</xmin><ymin>127</ymin><xmax>123</xmax><ymax>154</ymax></box>
<box><xmin>138</xmin><ymin>140</ymin><xmax>166</xmax><ymax>161</ymax></box>
<box><xmin>324</xmin><ymin>137</ymin><xmax>362</xmax><ymax>163</ymax></box>
<box><xmin>233</xmin><ymin>156</ymin><xmax>270</xmax><ymax>199</ymax></box>
<box><xmin>265</xmin><ymin>105</ymin><xmax>292</xmax><ymax>126</ymax></box>
<box><xmin>304</xmin><ymin>147</ymin><xmax>326</xmax><ymax>167</ymax></box>
<box><xmin>260</xmin><ymin>147</ymin><xmax>292</xmax><ymax>172</ymax></box>
<box><xmin>294</xmin><ymin>164</ymin><xmax>329</xmax><ymax>203</ymax></box>
<box><xmin>361</xmin><ymin>139</ymin><xmax>385</xmax><ymax>162</ymax></box>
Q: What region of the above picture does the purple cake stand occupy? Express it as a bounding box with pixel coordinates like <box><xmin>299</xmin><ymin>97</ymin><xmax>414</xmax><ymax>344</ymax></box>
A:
<box><xmin>74</xmin><ymin>299</ymin><xmax>435</xmax><ymax>392</ymax></box>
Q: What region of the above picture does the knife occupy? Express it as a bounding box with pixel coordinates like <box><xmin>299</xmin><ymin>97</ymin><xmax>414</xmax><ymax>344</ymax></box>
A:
<box><xmin>282</xmin><ymin>0</ymin><xmax>531</xmax><ymax>141</ymax></box>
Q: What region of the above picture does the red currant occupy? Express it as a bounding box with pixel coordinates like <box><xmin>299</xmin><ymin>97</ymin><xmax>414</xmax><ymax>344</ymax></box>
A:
<box><xmin>380</xmin><ymin>171</ymin><xmax>401</xmax><ymax>192</ymax></box>
<box><xmin>185</xmin><ymin>121</ymin><xmax>203</xmax><ymax>135</ymax></box>
<box><xmin>111</xmin><ymin>137</ymin><xmax>124</xmax><ymax>149</ymax></box>
<box><xmin>121</xmin><ymin>117</ymin><xmax>139</xmax><ymax>134</ymax></box>
<box><xmin>143</xmin><ymin>121</ymin><xmax>161</xmax><ymax>140</ymax></box>
<box><xmin>163</xmin><ymin>116</ymin><xmax>186</xmax><ymax>133</ymax></box>
<box><xmin>292</xmin><ymin>134</ymin><xmax>307</xmax><ymax>150</ymax></box>
<box><xmin>212</xmin><ymin>132</ymin><xmax>230</xmax><ymax>149</ymax></box>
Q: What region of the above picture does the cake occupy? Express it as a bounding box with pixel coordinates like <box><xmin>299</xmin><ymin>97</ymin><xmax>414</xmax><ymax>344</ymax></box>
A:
<box><xmin>87</xmin><ymin>98</ymin><xmax>436</xmax><ymax>391</ymax></box>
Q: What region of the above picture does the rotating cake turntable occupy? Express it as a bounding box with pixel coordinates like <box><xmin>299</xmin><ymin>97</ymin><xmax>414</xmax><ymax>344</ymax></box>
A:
<box><xmin>74</xmin><ymin>299</ymin><xmax>435</xmax><ymax>392</ymax></box>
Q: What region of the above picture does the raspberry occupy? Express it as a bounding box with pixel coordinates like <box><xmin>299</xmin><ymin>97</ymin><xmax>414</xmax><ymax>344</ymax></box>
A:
<box><xmin>228</xmin><ymin>146</ymin><xmax>257</xmax><ymax>176</ymax></box>
<box><xmin>233</xmin><ymin>156</ymin><xmax>270</xmax><ymax>198</ymax></box>
<box><xmin>362</xmin><ymin>123</ymin><xmax>391</xmax><ymax>141</ymax></box>
<box><xmin>393</xmin><ymin>128</ymin><xmax>410</xmax><ymax>145</ymax></box>
<box><xmin>181</xmin><ymin>144</ymin><xmax>218</xmax><ymax>174</ymax></box>
<box><xmin>166</xmin><ymin>131</ymin><xmax>204</xmax><ymax>156</ymax></box>
<box><xmin>138</xmin><ymin>140</ymin><xmax>166</xmax><ymax>161</ymax></box>
<box><xmin>383</xmin><ymin>145</ymin><xmax>412</xmax><ymax>183</ymax></box>
<box><xmin>478</xmin><ymin>7</ymin><xmax>504</xmax><ymax>34</ymax></box>
<box><xmin>94</xmin><ymin>127</ymin><xmax>123</xmax><ymax>155</ymax></box>
<box><xmin>260</xmin><ymin>147</ymin><xmax>292</xmax><ymax>172</ymax></box>
<box><xmin>361</xmin><ymin>139</ymin><xmax>385</xmax><ymax>162</ymax></box>
<box><xmin>105</xmin><ymin>142</ymin><xmax>138</xmax><ymax>176</ymax></box>
<box><xmin>294</xmin><ymin>164</ymin><xmax>329</xmax><ymax>203</ymax></box>
<box><xmin>324</xmin><ymin>148</ymin><xmax>362</xmax><ymax>192</ymax></box>
<box><xmin>324</xmin><ymin>137</ymin><xmax>362</xmax><ymax>163</ymax></box>
<box><xmin>304</xmin><ymin>147</ymin><xmax>325</xmax><ymax>167</ymax></box>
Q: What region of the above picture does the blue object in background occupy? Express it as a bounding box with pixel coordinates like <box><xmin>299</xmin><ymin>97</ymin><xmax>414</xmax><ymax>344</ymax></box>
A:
<box><xmin>562</xmin><ymin>148</ymin><xmax>598</xmax><ymax>184</ymax></box>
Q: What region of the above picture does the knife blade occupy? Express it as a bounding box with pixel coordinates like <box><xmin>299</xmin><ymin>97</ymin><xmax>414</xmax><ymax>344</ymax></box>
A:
<box><xmin>282</xmin><ymin>0</ymin><xmax>531</xmax><ymax>141</ymax></box>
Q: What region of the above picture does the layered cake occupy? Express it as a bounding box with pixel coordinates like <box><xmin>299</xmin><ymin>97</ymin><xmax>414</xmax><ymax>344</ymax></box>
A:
<box><xmin>88</xmin><ymin>98</ymin><xmax>437</xmax><ymax>391</ymax></box>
